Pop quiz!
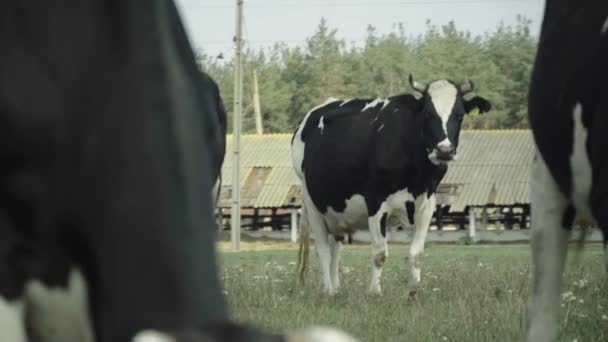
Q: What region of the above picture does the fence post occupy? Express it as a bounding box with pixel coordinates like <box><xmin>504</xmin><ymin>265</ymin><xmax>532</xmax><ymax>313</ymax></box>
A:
<box><xmin>291</xmin><ymin>210</ymin><xmax>298</xmax><ymax>243</ymax></box>
<box><xmin>481</xmin><ymin>206</ymin><xmax>488</xmax><ymax>231</ymax></box>
<box><xmin>468</xmin><ymin>208</ymin><xmax>477</xmax><ymax>243</ymax></box>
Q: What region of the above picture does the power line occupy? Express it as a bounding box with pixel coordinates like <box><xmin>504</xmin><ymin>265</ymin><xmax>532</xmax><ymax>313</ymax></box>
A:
<box><xmin>193</xmin><ymin>0</ymin><xmax>529</xmax><ymax>9</ymax></box>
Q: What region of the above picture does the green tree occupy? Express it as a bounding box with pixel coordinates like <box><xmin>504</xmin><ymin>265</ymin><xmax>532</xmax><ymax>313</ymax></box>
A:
<box><xmin>197</xmin><ymin>16</ymin><xmax>538</xmax><ymax>132</ymax></box>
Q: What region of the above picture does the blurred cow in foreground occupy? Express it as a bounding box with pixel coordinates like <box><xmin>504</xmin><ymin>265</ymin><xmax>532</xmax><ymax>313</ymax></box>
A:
<box><xmin>525</xmin><ymin>1</ymin><xmax>608</xmax><ymax>341</ymax></box>
<box><xmin>0</xmin><ymin>0</ymin><xmax>357</xmax><ymax>341</ymax></box>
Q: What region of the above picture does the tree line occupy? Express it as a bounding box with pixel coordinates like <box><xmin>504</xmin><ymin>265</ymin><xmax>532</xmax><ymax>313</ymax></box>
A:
<box><xmin>198</xmin><ymin>16</ymin><xmax>537</xmax><ymax>133</ymax></box>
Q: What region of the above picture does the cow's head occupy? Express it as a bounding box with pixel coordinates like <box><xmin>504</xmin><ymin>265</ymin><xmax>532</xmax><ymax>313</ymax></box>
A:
<box><xmin>409</xmin><ymin>74</ymin><xmax>492</xmax><ymax>164</ymax></box>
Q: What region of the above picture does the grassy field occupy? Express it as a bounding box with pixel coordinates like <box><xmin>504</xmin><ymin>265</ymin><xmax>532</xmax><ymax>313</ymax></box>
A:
<box><xmin>217</xmin><ymin>242</ymin><xmax>608</xmax><ymax>342</ymax></box>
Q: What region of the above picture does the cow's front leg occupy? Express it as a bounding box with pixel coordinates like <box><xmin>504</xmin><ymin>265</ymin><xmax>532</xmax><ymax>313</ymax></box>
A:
<box><xmin>525</xmin><ymin>153</ymin><xmax>572</xmax><ymax>342</ymax></box>
<box><xmin>368</xmin><ymin>206</ymin><xmax>389</xmax><ymax>295</ymax></box>
<box><xmin>408</xmin><ymin>195</ymin><xmax>435</xmax><ymax>293</ymax></box>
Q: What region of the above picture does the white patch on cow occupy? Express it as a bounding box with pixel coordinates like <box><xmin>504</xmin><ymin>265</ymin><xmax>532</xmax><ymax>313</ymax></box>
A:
<box><xmin>132</xmin><ymin>330</ymin><xmax>176</xmax><ymax>342</ymax></box>
<box><xmin>324</xmin><ymin>194</ymin><xmax>369</xmax><ymax>234</ymax></box>
<box><xmin>525</xmin><ymin>151</ymin><xmax>572</xmax><ymax>342</ymax></box>
<box><xmin>437</xmin><ymin>138</ymin><xmax>450</xmax><ymax>147</ymax></box>
<box><xmin>291</xmin><ymin>97</ymin><xmax>340</xmax><ymax>179</ymax></box>
<box><xmin>318</xmin><ymin>116</ymin><xmax>325</xmax><ymax>133</ymax></box>
<box><xmin>570</xmin><ymin>103</ymin><xmax>594</xmax><ymax>221</ymax></box>
<box><xmin>287</xmin><ymin>326</ymin><xmax>360</xmax><ymax>342</ymax></box>
<box><xmin>25</xmin><ymin>268</ymin><xmax>94</xmax><ymax>342</ymax></box>
<box><xmin>323</xmin><ymin>190</ymin><xmax>417</xmax><ymax>235</ymax></box>
<box><xmin>0</xmin><ymin>296</ymin><xmax>26</xmax><ymax>342</ymax></box>
<box><xmin>377</xmin><ymin>123</ymin><xmax>385</xmax><ymax>132</ymax></box>
<box><xmin>437</xmin><ymin>138</ymin><xmax>452</xmax><ymax>151</ymax></box>
<box><xmin>381</xmin><ymin>99</ymin><xmax>391</xmax><ymax>110</ymax></box>
<box><xmin>427</xmin><ymin>150</ymin><xmax>441</xmax><ymax>165</ymax></box>
<box><xmin>339</xmin><ymin>98</ymin><xmax>353</xmax><ymax>106</ymax></box>
<box><xmin>602</xmin><ymin>16</ymin><xmax>608</xmax><ymax>35</ymax></box>
<box><xmin>428</xmin><ymin>138</ymin><xmax>455</xmax><ymax>164</ymax></box>
<box><xmin>385</xmin><ymin>188</ymin><xmax>416</xmax><ymax>210</ymax></box>
<box><xmin>362</xmin><ymin>98</ymin><xmax>383</xmax><ymax>112</ymax></box>
<box><xmin>427</xmin><ymin>80</ymin><xmax>458</xmax><ymax>135</ymax></box>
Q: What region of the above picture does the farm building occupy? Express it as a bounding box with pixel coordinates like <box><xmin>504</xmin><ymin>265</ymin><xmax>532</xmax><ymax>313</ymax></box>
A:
<box><xmin>217</xmin><ymin>129</ymin><xmax>535</xmax><ymax>239</ymax></box>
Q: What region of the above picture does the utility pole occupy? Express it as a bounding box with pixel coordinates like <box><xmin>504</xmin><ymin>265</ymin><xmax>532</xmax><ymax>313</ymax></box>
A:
<box><xmin>231</xmin><ymin>0</ymin><xmax>244</xmax><ymax>252</ymax></box>
<box><xmin>253</xmin><ymin>69</ymin><xmax>263</xmax><ymax>135</ymax></box>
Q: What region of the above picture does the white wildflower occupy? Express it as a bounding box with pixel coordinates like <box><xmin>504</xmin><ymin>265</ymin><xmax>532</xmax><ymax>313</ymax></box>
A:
<box><xmin>561</xmin><ymin>291</ymin><xmax>577</xmax><ymax>302</ymax></box>
<box><xmin>573</xmin><ymin>278</ymin><xmax>589</xmax><ymax>288</ymax></box>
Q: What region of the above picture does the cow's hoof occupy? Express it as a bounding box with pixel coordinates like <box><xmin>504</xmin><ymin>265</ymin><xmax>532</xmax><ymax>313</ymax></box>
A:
<box><xmin>407</xmin><ymin>288</ymin><xmax>420</xmax><ymax>301</ymax></box>
<box><xmin>321</xmin><ymin>288</ymin><xmax>338</xmax><ymax>297</ymax></box>
<box><xmin>367</xmin><ymin>288</ymin><xmax>382</xmax><ymax>297</ymax></box>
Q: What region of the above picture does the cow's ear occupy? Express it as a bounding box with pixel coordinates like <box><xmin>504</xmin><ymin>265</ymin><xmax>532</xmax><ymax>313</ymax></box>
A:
<box><xmin>464</xmin><ymin>96</ymin><xmax>492</xmax><ymax>116</ymax></box>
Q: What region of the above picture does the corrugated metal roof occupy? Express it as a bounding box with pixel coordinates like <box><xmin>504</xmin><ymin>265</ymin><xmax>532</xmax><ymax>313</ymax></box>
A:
<box><xmin>443</xmin><ymin>130</ymin><xmax>533</xmax><ymax>211</ymax></box>
<box><xmin>219</xmin><ymin>134</ymin><xmax>299</xmax><ymax>208</ymax></box>
<box><xmin>218</xmin><ymin>130</ymin><xmax>534</xmax><ymax>210</ymax></box>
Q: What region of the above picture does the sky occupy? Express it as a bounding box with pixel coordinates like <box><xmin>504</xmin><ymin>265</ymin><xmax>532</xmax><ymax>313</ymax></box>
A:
<box><xmin>174</xmin><ymin>0</ymin><xmax>546</xmax><ymax>60</ymax></box>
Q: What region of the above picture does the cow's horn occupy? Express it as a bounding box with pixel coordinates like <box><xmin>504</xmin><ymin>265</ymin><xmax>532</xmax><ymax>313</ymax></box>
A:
<box><xmin>460</xmin><ymin>79</ymin><xmax>475</xmax><ymax>94</ymax></box>
<box><xmin>408</xmin><ymin>74</ymin><xmax>426</xmax><ymax>94</ymax></box>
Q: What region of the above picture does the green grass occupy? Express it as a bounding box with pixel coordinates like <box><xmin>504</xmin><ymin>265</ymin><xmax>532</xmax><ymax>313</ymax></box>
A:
<box><xmin>218</xmin><ymin>244</ymin><xmax>608</xmax><ymax>341</ymax></box>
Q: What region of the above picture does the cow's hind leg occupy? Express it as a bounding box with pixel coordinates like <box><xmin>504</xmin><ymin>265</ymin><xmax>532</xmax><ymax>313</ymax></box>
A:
<box><xmin>303</xmin><ymin>197</ymin><xmax>335</xmax><ymax>295</ymax></box>
<box><xmin>525</xmin><ymin>153</ymin><xmax>572</xmax><ymax>342</ymax></box>
<box><xmin>25</xmin><ymin>267</ymin><xmax>94</xmax><ymax>342</ymax></box>
<box><xmin>329</xmin><ymin>237</ymin><xmax>342</xmax><ymax>291</ymax></box>
<box><xmin>368</xmin><ymin>206</ymin><xmax>389</xmax><ymax>295</ymax></box>
<box><xmin>0</xmin><ymin>296</ymin><xmax>26</xmax><ymax>342</ymax></box>
<box><xmin>0</xmin><ymin>232</ymin><xmax>27</xmax><ymax>342</ymax></box>
<box><xmin>408</xmin><ymin>195</ymin><xmax>435</xmax><ymax>294</ymax></box>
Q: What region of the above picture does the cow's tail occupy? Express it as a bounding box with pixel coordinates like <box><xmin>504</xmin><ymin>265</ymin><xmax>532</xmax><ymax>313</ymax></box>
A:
<box><xmin>214</xmin><ymin>173</ymin><xmax>222</xmax><ymax>208</ymax></box>
<box><xmin>575</xmin><ymin>214</ymin><xmax>592</xmax><ymax>252</ymax></box>
<box><xmin>213</xmin><ymin>174</ymin><xmax>223</xmax><ymax>230</ymax></box>
<box><xmin>296</xmin><ymin>204</ymin><xmax>310</xmax><ymax>285</ymax></box>
<box><xmin>572</xmin><ymin>213</ymin><xmax>596</xmax><ymax>267</ymax></box>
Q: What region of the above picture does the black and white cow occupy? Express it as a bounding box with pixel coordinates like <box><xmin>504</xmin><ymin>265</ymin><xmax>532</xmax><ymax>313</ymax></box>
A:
<box><xmin>292</xmin><ymin>75</ymin><xmax>491</xmax><ymax>295</ymax></box>
<box><xmin>525</xmin><ymin>1</ymin><xmax>608</xmax><ymax>341</ymax></box>
<box><xmin>0</xmin><ymin>1</ymin><xmax>357</xmax><ymax>341</ymax></box>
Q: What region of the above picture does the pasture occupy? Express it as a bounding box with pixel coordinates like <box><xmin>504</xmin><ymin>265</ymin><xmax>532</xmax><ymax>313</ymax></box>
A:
<box><xmin>217</xmin><ymin>240</ymin><xmax>608</xmax><ymax>341</ymax></box>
